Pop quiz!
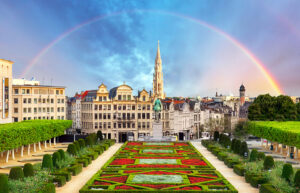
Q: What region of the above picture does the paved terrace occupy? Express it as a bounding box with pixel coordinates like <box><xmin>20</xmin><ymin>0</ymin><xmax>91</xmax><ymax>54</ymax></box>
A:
<box><xmin>191</xmin><ymin>142</ymin><xmax>259</xmax><ymax>193</ymax></box>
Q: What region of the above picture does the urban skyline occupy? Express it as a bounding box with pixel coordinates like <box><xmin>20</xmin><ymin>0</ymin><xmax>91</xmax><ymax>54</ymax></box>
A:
<box><xmin>1</xmin><ymin>0</ymin><xmax>300</xmax><ymax>97</ymax></box>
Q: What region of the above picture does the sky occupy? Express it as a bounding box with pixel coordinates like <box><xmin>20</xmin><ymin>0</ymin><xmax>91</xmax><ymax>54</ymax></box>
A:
<box><xmin>1</xmin><ymin>0</ymin><xmax>300</xmax><ymax>97</ymax></box>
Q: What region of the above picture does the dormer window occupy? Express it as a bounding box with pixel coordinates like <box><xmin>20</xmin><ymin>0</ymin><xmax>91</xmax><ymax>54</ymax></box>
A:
<box><xmin>143</xmin><ymin>96</ymin><xmax>146</xmax><ymax>101</ymax></box>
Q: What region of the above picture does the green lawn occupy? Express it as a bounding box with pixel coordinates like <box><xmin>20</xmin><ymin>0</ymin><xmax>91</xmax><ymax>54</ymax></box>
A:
<box><xmin>130</xmin><ymin>174</ymin><xmax>183</xmax><ymax>184</ymax></box>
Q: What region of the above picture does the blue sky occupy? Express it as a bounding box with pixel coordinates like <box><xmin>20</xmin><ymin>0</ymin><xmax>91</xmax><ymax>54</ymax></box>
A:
<box><xmin>1</xmin><ymin>0</ymin><xmax>300</xmax><ymax>97</ymax></box>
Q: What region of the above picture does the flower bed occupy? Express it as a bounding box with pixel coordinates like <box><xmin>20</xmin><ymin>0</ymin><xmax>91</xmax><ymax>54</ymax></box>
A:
<box><xmin>80</xmin><ymin>141</ymin><xmax>237</xmax><ymax>192</ymax></box>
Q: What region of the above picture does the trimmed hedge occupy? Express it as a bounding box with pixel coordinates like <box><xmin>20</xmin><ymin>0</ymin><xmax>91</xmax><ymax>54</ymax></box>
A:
<box><xmin>67</xmin><ymin>144</ymin><xmax>77</xmax><ymax>156</ymax></box>
<box><xmin>250</xmin><ymin>176</ymin><xmax>268</xmax><ymax>188</ymax></box>
<box><xmin>263</xmin><ymin>156</ymin><xmax>274</xmax><ymax>170</ymax></box>
<box><xmin>259</xmin><ymin>184</ymin><xmax>279</xmax><ymax>193</ymax></box>
<box><xmin>42</xmin><ymin>154</ymin><xmax>53</xmax><ymax>170</ymax></box>
<box><xmin>38</xmin><ymin>183</ymin><xmax>56</xmax><ymax>193</ymax></box>
<box><xmin>9</xmin><ymin>167</ymin><xmax>24</xmax><ymax>180</ymax></box>
<box><xmin>233</xmin><ymin>164</ymin><xmax>245</xmax><ymax>176</ymax></box>
<box><xmin>58</xmin><ymin>149</ymin><xmax>65</xmax><ymax>160</ymax></box>
<box><xmin>224</xmin><ymin>158</ymin><xmax>240</xmax><ymax>168</ymax></box>
<box><xmin>67</xmin><ymin>164</ymin><xmax>82</xmax><ymax>176</ymax></box>
<box><xmin>250</xmin><ymin>149</ymin><xmax>258</xmax><ymax>162</ymax></box>
<box><xmin>281</xmin><ymin>163</ymin><xmax>293</xmax><ymax>182</ymax></box>
<box><xmin>51</xmin><ymin>170</ymin><xmax>71</xmax><ymax>181</ymax></box>
<box><xmin>0</xmin><ymin>120</ymin><xmax>72</xmax><ymax>152</ymax></box>
<box><xmin>23</xmin><ymin>163</ymin><xmax>34</xmax><ymax>177</ymax></box>
<box><xmin>0</xmin><ymin>174</ymin><xmax>8</xmax><ymax>193</ymax></box>
<box><xmin>294</xmin><ymin>170</ymin><xmax>300</xmax><ymax>189</ymax></box>
<box><xmin>248</xmin><ymin>121</ymin><xmax>300</xmax><ymax>148</ymax></box>
<box><xmin>53</xmin><ymin>175</ymin><xmax>66</xmax><ymax>187</ymax></box>
<box><xmin>52</xmin><ymin>152</ymin><xmax>61</xmax><ymax>168</ymax></box>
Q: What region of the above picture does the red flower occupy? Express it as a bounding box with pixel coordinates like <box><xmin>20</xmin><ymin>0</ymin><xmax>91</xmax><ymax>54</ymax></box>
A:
<box><xmin>140</xmin><ymin>171</ymin><xmax>177</xmax><ymax>175</ymax></box>
<box><xmin>135</xmin><ymin>184</ymin><xmax>177</xmax><ymax>189</ymax></box>
<box><xmin>175</xmin><ymin>143</ymin><xmax>188</xmax><ymax>146</ymax></box>
<box><xmin>123</xmin><ymin>170</ymin><xmax>142</xmax><ymax>173</ymax></box>
<box><xmin>110</xmin><ymin>158</ymin><xmax>135</xmax><ymax>165</ymax></box>
<box><xmin>93</xmin><ymin>181</ymin><xmax>112</xmax><ymax>185</ymax></box>
<box><xmin>200</xmin><ymin>174</ymin><xmax>218</xmax><ymax>178</ymax></box>
<box><xmin>189</xmin><ymin>176</ymin><xmax>214</xmax><ymax>184</ymax></box>
<box><xmin>115</xmin><ymin>185</ymin><xmax>136</xmax><ymax>190</ymax></box>
<box><xmin>206</xmin><ymin>182</ymin><xmax>224</xmax><ymax>185</ymax></box>
<box><xmin>175</xmin><ymin>186</ymin><xmax>202</xmax><ymax>190</ymax></box>
<box><xmin>134</xmin><ymin>156</ymin><xmax>183</xmax><ymax>159</ymax></box>
<box><xmin>174</xmin><ymin>170</ymin><xmax>192</xmax><ymax>174</ymax></box>
<box><xmin>101</xmin><ymin>176</ymin><xmax>128</xmax><ymax>183</ymax></box>
<box><xmin>127</xmin><ymin>142</ymin><xmax>142</xmax><ymax>146</ymax></box>
<box><xmin>127</xmin><ymin>164</ymin><xmax>189</xmax><ymax>168</ymax></box>
<box><xmin>181</xmin><ymin>159</ymin><xmax>207</xmax><ymax>166</ymax></box>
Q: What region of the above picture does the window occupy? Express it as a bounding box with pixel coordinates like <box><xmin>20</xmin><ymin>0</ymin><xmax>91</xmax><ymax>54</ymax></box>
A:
<box><xmin>107</xmin><ymin>113</ymin><xmax>111</xmax><ymax>119</ymax></box>
<box><xmin>28</xmin><ymin>98</ymin><xmax>31</xmax><ymax>104</ymax></box>
<box><xmin>28</xmin><ymin>108</ymin><xmax>31</xmax><ymax>113</ymax></box>
<box><xmin>103</xmin><ymin>96</ymin><xmax>107</xmax><ymax>101</ymax></box>
<box><xmin>147</xmin><ymin>113</ymin><xmax>150</xmax><ymax>119</ymax></box>
<box><xmin>43</xmin><ymin>108</ymin><xmax>46</xmax><ymax>113</ymax></box>
<box><xmin>143</xmin><ymin>96</ymin><xmax>146</xmax><ymax>101</ymax></box>
<box><xmin>42</xmin><ymin>99</ymin><xmax>46</xmax><ymax>103</ymax></box>
<box><xmin>51</xmin><ymin>99</ymin><xmax>54</xmax><ymax>103</ymax></box>
<box><xmin>132</xmin><ymin>123</ymin><xmax>135</xmax><ymax>128</ymax></box>
<box><xmin>128</xmin><ymin>95</ymin><xmax>131</xmax><ymax>100</ymax></box>
<box><xmin>94</xmin><ymin>105</ymin><xmax>98</xmax><ymax>110</ymax></box>
<box><xmin>14</xmin><ymin>108</ymin><xmax>18</xmax><ymax>113</ymax></box>
<box><xmin>34</xmin><ymin>108</ymin><xmax>37</xmax><ymax>113</ymax></box>
<box><xmin>56</xmin><ymin>90</ymin><xmax>59</xmax><ymax>95</ymax></box>
<box><xmin>142</xmin><ymin>113</ymin><xmax>145</xmax><ymax>119</ymax></box>
<box><xmin>147</xmin><ymin>122</ymin><xmax>150</xmax><ymax>128</ymax></box>
<box><xmin>103</xmin><ymin>113</ymin><xmax>106</xmax><ymax>119</ymax></box>
<box><xmin>138</xmin><ymin>113</ymin><xmax>141</xmax><ymax>119</ymax></box>
<box><xmin>123</xmin><ymin>105</ymin><xmax>126</xmax><ymax>110</ymax></box>
<box><xmin>108</xmin><ymin>122</ymin><xmax>111</xmax><ymax>129</ymax></box>
<box><xmin>99</xmin><ymin>105</ymin><xmax>102</xmax><ymax>110</ymax></box>
<box><xmin>62</xmin><ymin>99</ymin><xmax>64</xmax><ymax>103</ymax></box>
<box><xmin>47</xmin><ymin>108</ymin><xmax>50</xmax><ymax>113</ymax></box>
<box><xmin>118</xmin><ymin>95</ymin><xmax>121</xmax><ymax>100</ymax></box>
<box><xmin>132</xmin><ymin>105</ymin><xmax>135</xmax><ymax>110</ymax></box>
<box><xmin>99</xmin><ymin>113</ymin><xmax>102</xmax><ymax>119</ymax></box>
<box><xmin>34</xmin><ymin>98</ymin><xmax>37</xmax><ymax>104</ymax></box>
<box><xmin>108</xmin><ymin>105</ymin><xmax>111</xmax><ymax>110</ymax></box>
<box><xmin>138</xmin><ymin>122</ymin><xmax>141</xmax><ymax>129</ymax></box>
<box><xmin>38</xmin><ymin>108</ymin><xmax>41</xmax><ymax>113</ymax></box>
<box><xmin>114</xmin><ymin>105</ymin><xmax>117</xmax><ymax>110</ymax></box>
<box><xmin>14</xmin><ymin>98</ymin><xmax>18</xmax><ymax>104</ymax></box>
<box><xmin>95</xmin><ymin>114</ymin><xmax>98</xmax><ymax>119</ymax></box>
<box><xmin>118</xmin><ymin>105</ymin><xmax>121</xmax><ymax>110</ymax></box>
<box><xmin>22</xmin><ymin>89</ymin><xmax>25</xmax><ymax>94</ymax></box>
<box><xmin>27</xmin><ymin>89</ymin><xmax>30</xmax><ymax>94</ymax></box>
<box><xmin>57</xmin><ymin>99</ymin><xmax>60</xmax><ymax>103</ymax></box>
<box><xmin>14</xmin><ymin>89</ymin><xmax>19</xmax><ymax>94</ymax></box>
<box><xmin>51</xmin><ymin>107</ymin><xmax>54</xmax><ymax>112</ymax></box>
<box><xmin>57</xmin><ymin>107</ymin><xmax>60</xmax><ymax>112</ymax></box>
<box><xmin>23</xmin><ymin>108</ymin><xmax>27</xmax><ymax>113</ymax></box>
<box><xmin>147</xmin><ymin>105</ymin><xmax>150</xmax><ymax>110</ymax></box>
<box><xmin>23</xmin><ymin>98</ymin><xmax>27</xmax><ymax>103</ymax></box>
<box><xmin>142</xmin><ymin>105</ymin><xmax>146</xmax><ymax>110</ymax></box>
<box><xmin>99</xmin><ymin>122</ymin><xmax>102</xmax><ymax>129</ymax></box>
<box><xmin>123</xmin><ymin>95</ymin><xmax>126</xmax><ymax>100</ymax></box>
<box><xmin>138</xmin><ymin>105</ymin><xmax>141</xmax><ymax>110</ymax></box>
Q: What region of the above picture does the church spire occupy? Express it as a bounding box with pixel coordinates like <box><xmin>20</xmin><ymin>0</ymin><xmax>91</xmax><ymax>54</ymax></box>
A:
<box><xmin>155</xmin><ymin>40</ymin><xmax>162</xmax><ymax>65</ymax></box>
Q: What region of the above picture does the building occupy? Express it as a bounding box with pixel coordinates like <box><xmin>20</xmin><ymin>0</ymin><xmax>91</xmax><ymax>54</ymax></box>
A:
<box><xmin>12</xmin><ymin>79</ymin><xmax>66</xmax><ymax>122</ymax></box>
<box><xmin>153</xmin><ymin>41</ymin><xmax>165</xmax><ymax>99</ymax></box>
<box><xmin>80</xmin><ymin>83</ymin><xmax>153</xmax><ymax>142</ymax></box>
<box><xmin>0</xmin><ymin>59</ymin><xmax>13</xmax><ymax>124</ymax></box>
<box><xmin>239</xmin><ymin>84</ymin><xmax>246</xmax><ymax>106</ymax></box>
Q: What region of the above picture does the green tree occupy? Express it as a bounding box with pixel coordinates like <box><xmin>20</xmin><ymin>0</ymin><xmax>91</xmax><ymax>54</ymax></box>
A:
<box><xmin>0</xmin><ymin>174</ymin><xmax>8</xmax><ymax>193</ymax></box>
<box><xmin>275</xmin><ymin>95</ymin><xmax>297</xmax><ymax>121</ymax></box>
<box><xmin>23</xmin><ymin>163</ymin><xmax>34</xmax><ymax>177</ymax></box>
<box><xmin>233</xmin><ymin>121</ymin><xmax>249</xmax><ymax>140</ymax></box>
<box><xmin>281</xmin><ymin>163</ymin><xmax>293</xmax><ymax>182</ymax></box>
<box><xmin>9</xmin><ymin>167</ymin><xmax>24</xmax><ymax>180</ymax></box>
<box><xmin>263</xmin><ymin>156</ymin><xmax>274</xmax><ymax>170</ymax></box>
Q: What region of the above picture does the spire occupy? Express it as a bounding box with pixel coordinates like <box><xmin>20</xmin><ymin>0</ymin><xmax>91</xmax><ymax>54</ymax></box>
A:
<box><xmin>155</xmin><ymin>40</ymin><xmax>161</xmax><ymax>64</ymax></box>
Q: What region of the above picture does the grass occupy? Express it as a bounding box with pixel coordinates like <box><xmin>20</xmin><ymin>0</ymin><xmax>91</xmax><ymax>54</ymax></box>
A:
<box><xmin>138</xmin><ymin>159</ymin><xmax>178</xmax><ymax>164</ymax></box>
<box><xmin>130</xmin><ymin>174</ymin><xmax>183</xmax><ymax>184</ymax></box>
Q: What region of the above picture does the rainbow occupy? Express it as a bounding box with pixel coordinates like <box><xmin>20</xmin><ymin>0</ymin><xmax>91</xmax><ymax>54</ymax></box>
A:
<box><xmin>21</xmin><ymin>9</ymin><xmax>283</xmax><ymax>95</ymax></box>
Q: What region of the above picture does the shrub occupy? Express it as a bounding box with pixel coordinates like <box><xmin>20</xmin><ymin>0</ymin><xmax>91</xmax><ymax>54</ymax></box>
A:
<box><xmin>259</xmin><ymin>184</ymin><xmax>278</xmax><ymax>193</ymax></box>
<box><xmin>58</xmin><ymin>149</ymin><xmax>65</xmax><ymax>160</ymax></box>
<box><xmin>234</xmin><ymin>140</ymin><xmax>241</xmax><ymax>154</ymax></box>
<box><xmin>9</xmin><ymin>167</ymin><xmax>24</xmax><ymax>180</ymax></box>
<box><xmin>85</xmin><ymin>136</ymin><xmax>93</xmax><ymax>147</ymax></box>
<box><xmin>42</xmin><ymin>154</ymin><xmax>53</xmax><ymax>170</ymax></box>
<box><xmin>263</xmin><ymin>156</ymin><xmax>274</xmax><ymax>170</ymax></box>
<box><xmin>38</xmin><ymin>183</ymin><xmax>56</xmax><ymax>193</ymax></box>
<box><xmin>67</xmin><ymin>164</ymin><xmax>82</xmax><ymax>176</ymax></box>
<box><xmin>231</xmin><ymin>139</ymin><xmax>236</xmax><ymax>151</ymax></box>
<box><xmin>52</xmin><ymin>152</ymin><xmax>61</xmax><ymax>168</ymax></box>
<box><xmin>257</xmin><ymin>152</ymin><xmax>266</xmax><ymax>160</ymax></box>
<box><xmin>250</xmin><ymin>149</ymin><xmax>258</xmax><ymax>162</ymax></box>
<box><xmin>240</xmin><ymin>141</ymin><xmax>249</xmax><ymax>157</ymax></box>
<box><xmin>78</xmin><ymin>138</ymin><xmax>85</xmax><ymax>148</ymax></box>
<box><xmin>74</xmin><ymin>141</ymin><xmax>80</xmax><ymax>151</ymax></box>
<box><xmin>213</xmin><ymin>131</ymin><xmax>219</xmax><ymax>141</ymax></box>
<box><xmin>294</xmin><ymin>170</ymin><xmax>300</xmax><ymax>189</ymax></box>
<box><xmin>0</xmin><ymin>173</ymin><xmax>8</xmax><ymax>193</ymax></box>
<box><xmin>23</xmin><ymin>163</ymin><xmax>34</xmax><ymax>177</ymax></box>
<box><xmin>97</xmin><ymin>130</ymin><xmax>103</xmax><ymax>141</ymax></box>
<box><xmin>250</xmin><ymin>176</ymin><xmax>268</xmax><ymax>188</ymax></box>
<box><xmin>67</xmin><ymin>144</ymin><xmax>77</xmax><ymax>156</ymax></box>
<box><xmin>52</xmin><ymin>170</ymin><xmax>71</xmax><ymax>181</ymax></box>
<box><xmin>234</xmin><ymin>164</ymin><xmax>245</xmax><ymax>176</ymax></box>
<box><xmin>53</xmin><ymin>175</ymin><xmax>66</xmax><ymax>187</ymax></box>
<box><xmin>281</xmin><ymin>163</ymin><xmax>293</xmax><ymax>182</ymax></box>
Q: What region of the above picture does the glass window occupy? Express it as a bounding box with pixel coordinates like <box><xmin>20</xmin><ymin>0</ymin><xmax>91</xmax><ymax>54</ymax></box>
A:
<box><xmin>14</xmin><ymin>98</ymin><xmax>18</xmax><ymax>104</ymax></box>
<box><xmin>118</xmin><ymin>95</ymin><xmax>121</xmax><ymax>100</ymax></box>
<box><xmin>128</xmin><ymin>95</ymin><xmax>131</xmax><ymax>100</ymax></box>
<box><xmin>14</xmin><ymin>89</ymin><xmax>19</xmax><ymax>94</ymax></box>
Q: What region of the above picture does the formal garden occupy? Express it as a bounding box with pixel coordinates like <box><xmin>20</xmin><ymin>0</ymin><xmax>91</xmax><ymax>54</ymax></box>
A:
<box><xmin>80</xmin><ymin>141</ymin><xmax>237</xmax><ymax>192</ymax></box>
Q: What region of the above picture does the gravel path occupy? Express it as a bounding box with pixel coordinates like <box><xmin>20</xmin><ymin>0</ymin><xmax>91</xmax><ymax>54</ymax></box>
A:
<box><xmin>56</xmin><ymin>143</ymin><xmax>122</xmax><ymax>193</ymax></box>
<box><xmin>191</xmin><ymin>142</ymin><xmax>258</xmax><ymax>193</ymax></box>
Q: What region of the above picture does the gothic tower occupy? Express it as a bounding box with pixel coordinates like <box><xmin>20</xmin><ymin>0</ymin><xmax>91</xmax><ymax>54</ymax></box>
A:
<box><xmin>239</xmin><ymin>84</ymin><xmax>246</xmax><ymax>106</ymax></box>
<box><xmin>153</xmin><ymin>41</ymin><xmax>165</xmax><ymax>99</ymax></box>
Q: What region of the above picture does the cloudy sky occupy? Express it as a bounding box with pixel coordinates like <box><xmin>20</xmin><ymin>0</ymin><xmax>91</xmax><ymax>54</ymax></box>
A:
<box><xmin>1</xmin><ymin>0</ymin><xmax>300</xmax><ymax>97</ymax></box>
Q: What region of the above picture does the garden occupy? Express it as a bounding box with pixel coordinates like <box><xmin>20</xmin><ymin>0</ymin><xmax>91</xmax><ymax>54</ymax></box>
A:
<box><xmin>80</xmin><ymin>141</ymin><xmax>237</xmax><ymax>192</ymax></box>
<box><xmin>0</xmin><ymin>130</ymin><xmax>116</xmax><ymax>193</ymax></box>
<box><xmin>202</xmin><ymin>132</ymin><xmax>300</xmax><ymax>193</ymax></box>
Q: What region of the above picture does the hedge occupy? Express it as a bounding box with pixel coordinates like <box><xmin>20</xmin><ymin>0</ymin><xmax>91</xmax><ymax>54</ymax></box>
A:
<box><xmin>67</xmin><ymin>164</ymin><xmax>82</xmax><ymax>176</ymax></box>
<box><xmin>0</xmin><ymin>174</ymin><xmax>8</xmax><ymax>193</ymax></box>
<box><xmin>248</xmin><ymin>121</ymin><xmax>300</xmax><ymax>148</ymax></box>
<box><xmin>233</xmin><ymin>164</ymin><xmax>245</xmax><ymax>176</ymax></box>
<box><xmin>53</xmin><ymin>175</ymin><xmax>66</xmax><ymax>187</ymax></box>
<box><xmin>250</xmin><ymin>176</ymin><xmax>268</xmax><ymax>188</ymax></box>
<box><xmin>0</xmin><ymin>120</ymin><xmax>72</xmax><ymax>152</ymax></box>
<box><xmin>259</xmin><ymin>184</ymin><xmax>279</xmax><ymax>193</ymax></box>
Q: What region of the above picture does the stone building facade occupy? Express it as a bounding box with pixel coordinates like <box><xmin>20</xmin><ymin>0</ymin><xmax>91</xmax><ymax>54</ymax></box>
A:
<box><xmin>0</xmin><ymin>59</ymin><xmax>13</xmax><ymax>124</ymax></box>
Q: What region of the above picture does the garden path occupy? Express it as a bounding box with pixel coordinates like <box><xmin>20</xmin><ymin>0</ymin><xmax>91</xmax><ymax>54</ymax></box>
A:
<box><xmin>192</xmin><ymin>142</ymin><xmax>259</xmax><ymax>193</ymax></box>
<box><xmin>56</xmin><ymin>143</ymin><xmax>122</xmax><ymax>193</ymax></box>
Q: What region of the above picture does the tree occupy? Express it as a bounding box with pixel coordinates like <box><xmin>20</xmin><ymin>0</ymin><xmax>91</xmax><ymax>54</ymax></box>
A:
<box><xmin>42</xmin><ymin>154</ymin><xmax>53</xmax><ymax>170</ymax></box>
<box><xmin>239</xmin><ymin>141</ymin><xmax>248</xmax><ymax>157</ymax></box>
<box><xmin>233</xmin><ymin>120</ymin><xmax>249</xmax><ymax>140</ymax></box>
<box><xmin>9</xmin><ymin>167</ymin><xmax>24</xmax><ymax>180</ymax></box>
<box><xmin>263</xmin><ymin>156</ymin><xmax>274</xmax><ymax>170</ymax></box>
<box><xmin>0</xmin><ymin>174</ymin><xmax>8</xmax><ymax>193</ymax></box>
<box><xmin>23</xmin><ymin>163</ymin><xmax>34</xmax><ymax>177</ymax></box>
<box><xmin>205</xmin><ymin>117</ymin><xmax>224</xmax><ymax>139</ymax></box>
<box><xmin>281</xmin><ymin>163</ymin><xmax>293</xmax><ymax>182</ymax></box>
<box><xmin>249</xmin><ymin>149</ymin><xmax>258</xmax><ymax>162</ymax></box>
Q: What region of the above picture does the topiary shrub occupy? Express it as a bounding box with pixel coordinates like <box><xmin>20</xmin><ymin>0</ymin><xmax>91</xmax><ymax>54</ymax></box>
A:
<box><xmin>9</xmin><ymin>167</ymin><xmax>24</xmax><ymax>180</ymax></box>
<box><xmin>249</xmin><ymin>149</ymin><xmax>258</xmax><ymax>162</ymax></box>
<box><xmin>52</xmin><ymin>152</ymin><xmax>61</xmax><ymax>168</ymax></box>
<box><xmin>67</xmin><ymin>144</ymin><xmax>77</xmax><ymax>156</ymax></box>
<box><xmin>234</xmin><ymin>140</ymin><xmax>241</xmax><ymax>154</ymax></box>
<box><xmin>257</xmin><ymin>152</ymin><xmax>266</xmax><ymax>160</ymax></box>
<box><xmin>294</xmin><ymin>170</ymin><xmax>300</xmax><ymax>189</ymax></box>
<box><xmin>78</xmin><ymin>138</ymin><xmax>85</xmax><ymax>148</ymax></box>
<box><xmin>74</xmin><ymin>141</ymin><xmax>80</xmax><ymax>152</ymax></box>
<box><xmin>58</xmin><ymin>149</ymin><xmax>65</xmax><ymax>160</ymax></box>
<box><xmin>23</xmin><ymin>163</ymin><xmax>34</xmax><ymax>177</ymax></box>
<box><xmin>0</xmin><ymin>173</ymin><xmax>8</xmax><ymax>193</ymax></box>
<box><xmin>39</xmin><ymin>183</ymin><xmax>56</xmax><ymax>193</ymax></box>
<box><xmin>97</xmin><ymin>130</ymin><xmax>103</xmax><ymax>141</ymax></box>
<box><xmin>281</xmin><ymin>163</ymin><xmax>293</xmax><ymax>182</ymax></box>
<box><xmin>213</xmin><ymin>131</ymin><xmax>219</xmax><ymax>141</ymax></box>
<box><xmin>85</xmin><ymin>136</ymin><xmax>93</xmax><ymax>147</ymax></box>
<box><xmin>42</xmin><ymin>154</ymin><xmax>53</xmax><ymax>170</ymax></box>
<box><xmin>263</xmin><ymin>156</ymin><xmax>274</xmax><ymax>170</ymax></box>
<box><xmin>239</xmin><ymin>141</ymin><xmax>249</xmax><ymax>157</ymax></box>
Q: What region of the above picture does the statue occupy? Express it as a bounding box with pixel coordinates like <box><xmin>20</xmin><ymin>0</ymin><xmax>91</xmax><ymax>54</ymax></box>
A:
<box><xmin>153</xmin><ymin>98</ymin><xmax>162</xmax><ymax>122</ymax></box>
